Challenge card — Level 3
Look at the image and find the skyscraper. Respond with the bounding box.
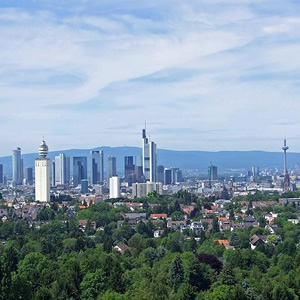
[20,159,24,185]
[66,156,70,184]
[51,161,55,187]
[99,150,104,182]
[208,164,218,181]
[164,168,172,185]
[81,179,89,194]
[134,155,143,183]
[35,140,50,202]
[12,147,22,185]
[251,166,260,182]
[55,153,70,185]
[90,150,101,184]
[157,165,164,183]
[282,138,290,191]
[73,157,87,186]
[142,127,157,182]
[25,167,33,185]
[175,169,183,183]
[0,164,3,184]
[107,156,117,179]
[124,156,135,184]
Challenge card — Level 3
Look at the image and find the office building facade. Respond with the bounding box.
[208,164,218,181]
[51,161,55,186]
[55,153,70,185]
[109,176,120,199]
[25,167,33,185]
[90,150,104,184]
[107,156,117,179]
[124,156,135,184]
[142,128,157,182]
[0,164,3,184]
[12,147,22,185]
[73,157,87,186]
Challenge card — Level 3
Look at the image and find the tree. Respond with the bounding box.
[230,232,241,249]
[187,258,211,292]
[197,253,223,273]
[230,285,247,300]
[219,264,236,286]
[80,269,105,300]
[203,285,231,300]
[136,221,152,238]
[170,256,184,292]
[211,216,220,234]
[272,284,297,300]
[18,252,49,290]
[171,211,184,221]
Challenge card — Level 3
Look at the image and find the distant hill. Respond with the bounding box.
[0,146,299,177]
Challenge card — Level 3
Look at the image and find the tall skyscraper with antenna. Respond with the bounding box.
[142,125,157,182]
[35,140,50,202]
[282,138,290,191]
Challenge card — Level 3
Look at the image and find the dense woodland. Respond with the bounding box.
[0,191,300,299]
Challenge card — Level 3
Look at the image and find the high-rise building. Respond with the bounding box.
[90,150,104,184]
[12,147,22,185]
[142,127,157,182]
[208,164,218,181]
[175,169,183,183]
[251,166,260,182]
[90,150,100,184]
[107,156,117,179]
[55,153,70,185]
[66,156,70,184]
[35,140,50,202]
[109,176,120,199]
[0,164,3,184]
[20,159,24,185]
[164,168,172,185]
[157,165,164,183]
[99,150,104,182]
[51,161,55,187]
[73,157,87,186]
[81,179,89,194]
[25,167,33,185]
[134,156,143,183]
[124,156,135,184]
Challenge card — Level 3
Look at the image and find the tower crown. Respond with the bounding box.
[38,140,48,158]
[282,139,289,151]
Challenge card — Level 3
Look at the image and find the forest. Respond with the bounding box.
[0,191,300,299]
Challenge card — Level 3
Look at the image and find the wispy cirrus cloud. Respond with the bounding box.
[0,0,300,154]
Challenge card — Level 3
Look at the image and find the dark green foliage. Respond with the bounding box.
[219,264,236,286]
[170,256,184,291]
[230,232,241,248]
[272,284,297,300]
[211,216,220,233]
[187,258,211,292]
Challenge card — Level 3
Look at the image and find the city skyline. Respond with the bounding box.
[0,1,300,154]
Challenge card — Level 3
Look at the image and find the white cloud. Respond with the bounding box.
[0,0,300,155]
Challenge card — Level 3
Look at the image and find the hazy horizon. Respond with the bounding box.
[0,144,297,158]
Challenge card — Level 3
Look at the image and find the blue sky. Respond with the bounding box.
[1,0,300,155]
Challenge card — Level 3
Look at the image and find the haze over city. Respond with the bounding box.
[1,0,300,156]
